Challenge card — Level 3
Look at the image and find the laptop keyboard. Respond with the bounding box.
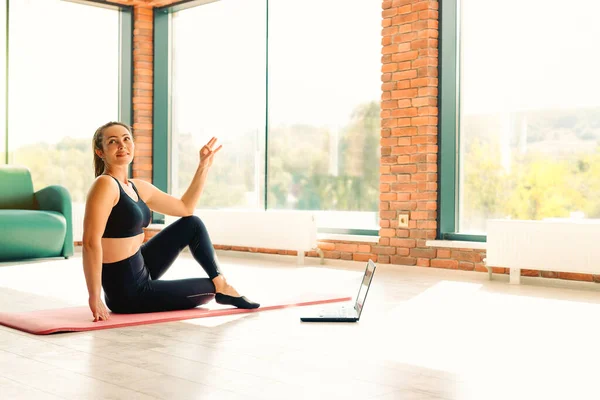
[320,306,354,318]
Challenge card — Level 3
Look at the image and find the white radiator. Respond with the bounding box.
[486,219,600,284]
[166,210,318,264]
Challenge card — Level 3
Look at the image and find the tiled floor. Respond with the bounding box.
[1,250,600,399]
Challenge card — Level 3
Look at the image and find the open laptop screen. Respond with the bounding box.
[354,260,376,317]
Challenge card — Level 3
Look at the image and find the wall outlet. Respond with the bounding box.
[398,213,409,228]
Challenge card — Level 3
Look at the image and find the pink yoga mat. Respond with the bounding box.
[0,294,351,335]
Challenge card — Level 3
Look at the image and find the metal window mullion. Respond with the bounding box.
[264,0,269,210]
[119,7,133,179]
[4,0,8,164]
[153,9,170,193]
[153,8,170,223]
[119,8,132,128]
[438,0,458,237]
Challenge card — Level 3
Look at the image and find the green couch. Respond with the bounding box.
[0,165,74,261]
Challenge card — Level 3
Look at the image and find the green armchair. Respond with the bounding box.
[0,165,74,261]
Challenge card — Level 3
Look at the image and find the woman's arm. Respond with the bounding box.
[82,176,117,321]
[132,137,221,217]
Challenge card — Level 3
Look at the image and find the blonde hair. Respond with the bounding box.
[92,121,133,177]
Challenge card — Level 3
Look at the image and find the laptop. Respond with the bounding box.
[300,259,376,322]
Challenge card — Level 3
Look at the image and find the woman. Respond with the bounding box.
[82,121,259,322]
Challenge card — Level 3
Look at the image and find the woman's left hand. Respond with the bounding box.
[199,137,222,169]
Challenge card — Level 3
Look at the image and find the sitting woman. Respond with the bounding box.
[82,122,259,322]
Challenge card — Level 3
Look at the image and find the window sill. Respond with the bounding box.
[318,233,379,243]
[426,240,487,250]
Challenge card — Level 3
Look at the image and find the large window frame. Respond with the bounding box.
[440,0,599,242]
[154,0,380,236]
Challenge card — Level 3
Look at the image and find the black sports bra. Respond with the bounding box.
[102,175,151,238]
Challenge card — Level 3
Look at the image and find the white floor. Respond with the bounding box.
[1,250,600,400]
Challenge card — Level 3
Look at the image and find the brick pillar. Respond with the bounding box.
[106,1,155,180]
[131,6,153,181]
[380,0,439,266]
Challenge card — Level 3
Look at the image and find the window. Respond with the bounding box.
[167,0,381,233]
[171,0,266,208]
[8,0,123,240]
[441,0,600,236]
[267,0,381,232]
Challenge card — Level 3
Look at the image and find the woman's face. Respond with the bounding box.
[96,125,135,167]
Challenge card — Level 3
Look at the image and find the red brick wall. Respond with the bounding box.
[131,5,154,181]
[105,1,155,181]
[120,0,596,283]
[380,0,439,269]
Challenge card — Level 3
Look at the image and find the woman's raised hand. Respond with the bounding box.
[199,137,222,169]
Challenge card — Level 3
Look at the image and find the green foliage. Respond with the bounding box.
[10,102,600,229]
[175,101,381,211]
[461,113,600,232]
[523,108,600,144]
[461,137,509,223]
[505,156,585,220]
[267,101,380,211]
[576,151,600,217]
[11,138,94,203]
[10,100,381,212]
[10,103,600,226]
[174,130,260,208]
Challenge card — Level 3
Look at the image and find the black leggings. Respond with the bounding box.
[101,216,222,313]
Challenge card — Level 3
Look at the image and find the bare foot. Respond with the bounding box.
[212,276,240,297]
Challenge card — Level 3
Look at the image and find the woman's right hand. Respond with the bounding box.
[89,297,110,322]
[198,137,222,169]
